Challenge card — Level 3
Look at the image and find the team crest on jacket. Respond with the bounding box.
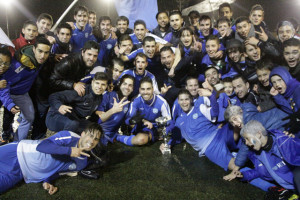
[192,113,198,119]
[123,107,128,113]
[152,108,158,114]
[68,163,77,170]
[107,44,113,49]
[85,33,89,38]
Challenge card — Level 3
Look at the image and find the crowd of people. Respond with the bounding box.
[0,2,299,199]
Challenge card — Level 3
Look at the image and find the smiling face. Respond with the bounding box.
[205,68,220,86]
[271,75,287,94]
[245,44,261,61]
[57,28,72,43]
[134,56,148,75]
[37,19,52,34]
[178,93,193,112]
[170,14,183,31]
[120,77,134,97]
[139,81,154,101]
[117,20,129,34]
[134,24,147,41]
[157,12,169,28]
[79,130,101,151]
[22,24,38,40]
[232,77,249,99]
[74,10,88,30]
[33,44,50,64]
[229,114,243,129]
[100,20,112,38]
[236,21,251,39]
[200,19,211,36]
[224,82,234,96]
[185,78,199,97]
[88,13,97,28]
[257,68,271,87]
[143,41,156,58]
[284,45,300,68]
[119,40,133,55]
[0,54,11,75]
[228,48,242,63]
[180,30,193,47]
[112,64,124,81]
[160,50,175,69]
[206,40,220,59]
[82,48,98,67]
[249,10,264,26]
[91,79,108,95]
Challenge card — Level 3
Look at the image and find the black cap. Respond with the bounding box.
[226,39,243,50]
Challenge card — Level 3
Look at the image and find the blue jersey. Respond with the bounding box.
[70,23,96,53]
[174,95,219,154]
[98,91,130,142]
[129,33,142,48]
[126,94,171,126]
[119,69,160,97]
[17,131,88,183]
[0,58,43,111]
[217,92,241,122]
[97,35,117,67]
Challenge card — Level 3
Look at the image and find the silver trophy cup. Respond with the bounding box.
[155,116,171,154]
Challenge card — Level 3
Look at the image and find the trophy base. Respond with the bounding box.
[162,146,171,155]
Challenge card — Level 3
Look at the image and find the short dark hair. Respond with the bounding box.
[119,74,135,86]
[112,57,124,68]
[23,20,38,29]
[235,16,250,26]
[188,10,200,19]
[34,36,51,47]
[142,36,155,46]
[0,46,12,61]
[206,35,220,45]
[116,16,129,25]
[185,76,198,85]
[37,13,53,25]
[83,122,103,138]
[134,20,146,29]
[222,77,233,83]
[118,34,133,47]
[200,15,211,23]
[56,23,72,34]
[88,11,96,16]
[82,40,99,52]
[216,17,231,27]
[283,38,300,49]
[178,89,193,100]
[219,3,232,13]
[74,5,88,16]
[140,76,152,87]
[93,72,109,82]
[256,58,274,71]
[204,66,219,76]
[160,46,173,54]
[169,10,182,18]
[99,16,111,25]
[232,75,248,84]
[156,11,169,20]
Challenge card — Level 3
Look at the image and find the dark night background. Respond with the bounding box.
[0,0,300,40]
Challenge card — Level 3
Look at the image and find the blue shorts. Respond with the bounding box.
[204,128,233,171]
[0,142,23,194]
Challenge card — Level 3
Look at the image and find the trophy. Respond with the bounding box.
[155,116,171,154]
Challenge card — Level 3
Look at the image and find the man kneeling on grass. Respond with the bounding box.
[0,122,102,195]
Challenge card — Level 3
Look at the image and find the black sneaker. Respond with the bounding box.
[265,186,293,200]
[79,169,100,180]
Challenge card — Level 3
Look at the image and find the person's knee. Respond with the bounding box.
[66,120,80,132]
[132,133,150,145]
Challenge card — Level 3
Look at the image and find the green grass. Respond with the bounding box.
[1,142,264,200]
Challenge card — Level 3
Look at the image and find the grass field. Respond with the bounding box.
[1,142,264,200]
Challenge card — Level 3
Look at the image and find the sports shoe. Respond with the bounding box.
[265,186,294,200]
[79,169,100,180]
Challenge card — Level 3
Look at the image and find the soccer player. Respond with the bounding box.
[0,123,102,195]
[126,77,171,143]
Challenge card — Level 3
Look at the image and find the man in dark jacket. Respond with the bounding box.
[46,72,108,133]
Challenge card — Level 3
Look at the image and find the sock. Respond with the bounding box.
[116,135,135,146]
